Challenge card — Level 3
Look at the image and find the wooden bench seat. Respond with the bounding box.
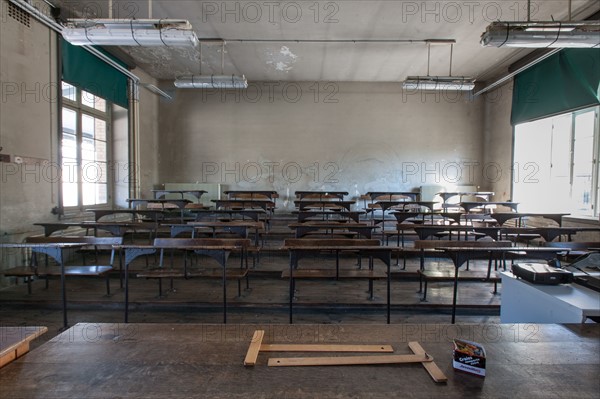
[418,269,501,301]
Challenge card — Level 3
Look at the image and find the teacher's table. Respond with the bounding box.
[1,323,597,398]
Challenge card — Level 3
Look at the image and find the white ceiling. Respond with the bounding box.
[53,0,600,85]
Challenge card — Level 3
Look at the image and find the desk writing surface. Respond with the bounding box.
[0,323,598,399]
[0,326,47,368]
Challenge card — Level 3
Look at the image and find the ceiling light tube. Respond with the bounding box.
[402,76,475,91]
[174,75,248,89]
[480,21,600,48]
[62,19,199,47]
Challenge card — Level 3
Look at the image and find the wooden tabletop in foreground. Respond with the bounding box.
[0,326,47,369]
[0,323,597,398]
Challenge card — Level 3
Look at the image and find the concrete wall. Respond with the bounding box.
[134,68,160,199]
[0,2,59,239]
[482,82,514,202]
[158,82,486,210]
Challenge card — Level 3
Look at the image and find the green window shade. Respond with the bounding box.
[61,38,129,108]
[511,48,600,125]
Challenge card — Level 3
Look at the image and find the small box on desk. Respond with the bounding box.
[453,339,486,377]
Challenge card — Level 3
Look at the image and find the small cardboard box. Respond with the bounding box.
[453,339,486,377]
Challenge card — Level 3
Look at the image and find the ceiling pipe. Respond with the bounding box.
[7,0,174,100]
[473,48,562,96]
[8,0,139,83]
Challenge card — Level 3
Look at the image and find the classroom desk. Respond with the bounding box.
[282,242,392,323]
[488,213,570,227]
[288,223,377,239]
[168,221,264,247]
[0,243,86,330]
[501,271,600,323]
[212,199,275,213]
[400,225,503,241]
[391,211,463,225]
[295,191,348,200]
[374,201,438,232]
[437,191,495,203]
[119,241,247,323]
[1,323,598,398]
[364,191,420,201]
[392,225,595,244]
[0,326,47,368]
[188,208,267,222]
[34,221,155,237]
[294,210,365,223]
[436,247,564,324]
[127,198,192,209]
[458,201,519,213]
[224,190,278,200]
[152,189,206,201]
[86,208,169,222]
[294,200,356,211]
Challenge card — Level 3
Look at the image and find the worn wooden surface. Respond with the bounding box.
[0,326,47,368]
[0,323,598,398]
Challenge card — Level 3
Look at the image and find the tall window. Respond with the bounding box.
[513,106,600,218]
[61,82,110,209]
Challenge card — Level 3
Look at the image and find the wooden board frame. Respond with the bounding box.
[244,330,448,383]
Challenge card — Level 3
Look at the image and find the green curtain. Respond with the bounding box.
[61,38,129,108]
[511,48,600,125]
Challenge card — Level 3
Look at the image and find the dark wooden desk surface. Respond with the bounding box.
[1,323,598,398]
[0,326,47,369]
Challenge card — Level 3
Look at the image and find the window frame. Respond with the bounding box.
[60,82,113,212]
[512,105,600,220]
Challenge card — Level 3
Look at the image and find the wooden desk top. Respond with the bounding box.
[363,192,420,200]
[459,202,519,212]
[375,201,438,211]
[224,190,278,198]
[152,190,206,200]
[437,192,495,201]
[186,221,264,228]
[1,323,597,398]
[489,213,571,226]
[295,191,349,200]
[288,222,372,228]
[0,326,47,369]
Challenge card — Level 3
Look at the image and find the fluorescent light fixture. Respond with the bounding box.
[62,19,199,47]
[174,75,248,89]
[402,76,475,91]
[481,21,600,48]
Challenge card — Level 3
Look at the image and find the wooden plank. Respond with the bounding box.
[268,354,431,367]
[0,326,48,369]
[261,344,394,353]
[408,341,448,383]
[244,330,265,366]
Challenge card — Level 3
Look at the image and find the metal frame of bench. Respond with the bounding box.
[119,238,250,323]
[282,239,391,324]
